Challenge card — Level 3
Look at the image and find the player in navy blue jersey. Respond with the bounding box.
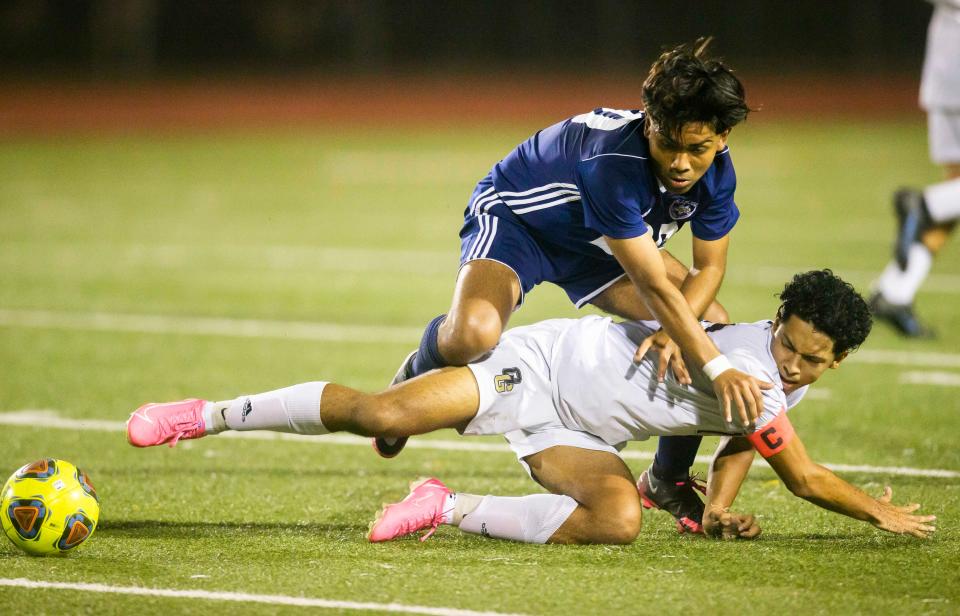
[377,38,768,532]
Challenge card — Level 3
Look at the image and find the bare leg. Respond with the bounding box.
[438,259,522,365]
[522,446,642,544]
[919,164,960,254]
[320,367,480,437]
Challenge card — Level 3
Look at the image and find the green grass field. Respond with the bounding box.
[1,118,959,614]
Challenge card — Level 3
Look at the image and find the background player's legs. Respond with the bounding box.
[872,163,960,337]
[408,259,521,377]
[920,162,960,249]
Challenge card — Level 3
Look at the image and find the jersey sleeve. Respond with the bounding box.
[690,150,740,241]
[575,156,651,239]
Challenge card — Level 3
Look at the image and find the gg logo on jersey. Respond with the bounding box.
[494,368,522,393]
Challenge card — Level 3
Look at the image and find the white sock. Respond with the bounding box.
[455,494,578,544]
[924,177,960,223]
[875,244,933,305]
[206,382,329,435]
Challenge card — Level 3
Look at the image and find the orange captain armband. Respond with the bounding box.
[747,411,795,458]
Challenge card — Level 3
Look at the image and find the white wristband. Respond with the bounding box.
[703,355,733,381]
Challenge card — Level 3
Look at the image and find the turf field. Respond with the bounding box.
[1,118,959,614]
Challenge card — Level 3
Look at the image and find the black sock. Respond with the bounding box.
[651,435,703,482]
[409,314,447,377]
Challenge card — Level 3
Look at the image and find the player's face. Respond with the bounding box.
[770,315,846,394]
[644,121,728,194]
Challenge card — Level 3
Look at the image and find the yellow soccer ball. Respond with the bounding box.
[1,458,100,556]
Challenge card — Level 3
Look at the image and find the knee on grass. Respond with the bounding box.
[591,503,642,545]
[568,495,642,545]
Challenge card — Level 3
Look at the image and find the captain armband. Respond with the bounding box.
[746,412,795,458]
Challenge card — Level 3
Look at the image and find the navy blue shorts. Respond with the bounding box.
[458,178,626,308]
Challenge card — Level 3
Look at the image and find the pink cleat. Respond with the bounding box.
[367,477,452,543]
[126,399,209,448]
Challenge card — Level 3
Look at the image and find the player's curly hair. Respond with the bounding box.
[642,37,751,140]
[777,270,873,356]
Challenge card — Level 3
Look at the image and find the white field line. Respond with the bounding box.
[0,309,423,345]
[3,308,960,370]
[0,578,525,616]
[1,410,956,479]
[852,349,960,369]
[726,265,960,295]
[3,242,960,293]
[899,371,960,387]
[322,151,490,185]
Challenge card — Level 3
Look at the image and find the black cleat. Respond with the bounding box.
[372,350,417,458]
[637,467,706,534]
[893,188,931,271]
[868,292,934,339]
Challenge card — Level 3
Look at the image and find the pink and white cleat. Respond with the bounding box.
[126,399,209,448]
[367,477,452,543]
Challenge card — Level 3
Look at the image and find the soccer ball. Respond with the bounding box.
[1,458,100,556]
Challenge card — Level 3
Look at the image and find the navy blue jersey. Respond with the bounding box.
[470,108,739,259]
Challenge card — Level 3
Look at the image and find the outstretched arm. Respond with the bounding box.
[703,436,760,539]
[763,430,936,538]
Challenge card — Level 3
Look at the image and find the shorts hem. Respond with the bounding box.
[506,428,621,479]
[574,272,627,309]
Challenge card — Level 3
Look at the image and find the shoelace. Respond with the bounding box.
[418,513,446,542]
[164,412,203,448]
[388,506,449,542]
[676,473,707,496]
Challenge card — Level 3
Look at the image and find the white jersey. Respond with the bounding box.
[465,315,807,451]
[550,316,805,447]
[921,1,960,110]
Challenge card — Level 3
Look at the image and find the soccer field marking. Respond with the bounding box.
[899,370,960,387]
[0,578,526,616]
[3,308,960,368]
[1,410,956,479]
[852,349,960,369]
[0,308,423,345]
[4,241,960,293]
[724,265,960,295]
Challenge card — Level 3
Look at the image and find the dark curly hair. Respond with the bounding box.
[642,37,751,140]
[777,270,873,356]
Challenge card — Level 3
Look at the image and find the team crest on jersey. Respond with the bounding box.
[494,368,522,393]
[668,198,698,220]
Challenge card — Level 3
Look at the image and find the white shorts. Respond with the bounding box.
[928,110,960,165]
[463,319,621,477]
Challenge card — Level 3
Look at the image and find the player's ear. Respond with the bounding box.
[717,129,730,148]
[830,351,848,369]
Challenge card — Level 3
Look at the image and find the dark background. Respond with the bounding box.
[0,0,934,79]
